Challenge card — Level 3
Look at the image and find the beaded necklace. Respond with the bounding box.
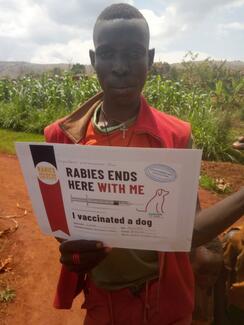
[92,104,137,146]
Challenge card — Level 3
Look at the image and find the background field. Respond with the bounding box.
[1,55,243,162]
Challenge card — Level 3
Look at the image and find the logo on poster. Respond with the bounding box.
[145,164,177,183]
[36,162,58,185]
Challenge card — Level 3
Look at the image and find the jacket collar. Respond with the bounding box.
[59,92,164,146]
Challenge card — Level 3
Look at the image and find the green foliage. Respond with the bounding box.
[71,63,86,75]
[0,60,243,162]
[0,129,44,155]
[199,174,232,194]
[0,73,100,133]
[151,51,244,113]
[144,76,233,161]
[240,107,244,121]
[0,287,16,303]
[177,52,244,112]
[199,175,217,191]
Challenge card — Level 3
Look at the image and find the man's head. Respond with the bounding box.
[89,3,154,109]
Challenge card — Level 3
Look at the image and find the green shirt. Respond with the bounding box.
[91,248,159,291]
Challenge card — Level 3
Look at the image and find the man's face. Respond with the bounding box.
[90,19,154,105]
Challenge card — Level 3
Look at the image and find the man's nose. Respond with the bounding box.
[112,55,129,76]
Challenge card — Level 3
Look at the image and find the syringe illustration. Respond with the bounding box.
[71,195,131,206]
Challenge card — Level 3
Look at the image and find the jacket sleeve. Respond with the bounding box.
[53,265,85,309]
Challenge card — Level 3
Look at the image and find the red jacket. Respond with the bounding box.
[45,92,194,317]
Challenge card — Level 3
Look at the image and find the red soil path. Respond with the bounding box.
[0,154,243,325]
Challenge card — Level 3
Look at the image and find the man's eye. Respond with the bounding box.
[99,51,114,59]
[128,51,143,59]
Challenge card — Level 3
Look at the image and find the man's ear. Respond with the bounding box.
[89,49,95,68]
[148,48,155,70]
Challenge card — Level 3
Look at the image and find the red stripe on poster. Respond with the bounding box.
[38,179,70,235]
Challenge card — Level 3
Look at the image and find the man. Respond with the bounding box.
[45,3,244,324]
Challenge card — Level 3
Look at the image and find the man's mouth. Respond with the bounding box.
[110,86,136,95]
[111,85,135,89]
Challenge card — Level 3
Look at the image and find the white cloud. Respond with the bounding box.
[220,22,244,30]
[150,0,244,26]
[161,0,244,16]
[226,0,244,8]
[141,6,187,38]
[0,0,80,43]
[0,0,31,38]
[140,6,188,51]
[33,0,134,28]
[30,39,94,64]
[0,0,243,63]
[141,0,244,63]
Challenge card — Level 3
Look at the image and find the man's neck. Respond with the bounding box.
[101,95,140,125]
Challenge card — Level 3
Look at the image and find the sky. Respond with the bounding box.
[0,0,244,64]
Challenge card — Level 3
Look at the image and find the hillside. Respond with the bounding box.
[0,60,244,79]
[0,62,72,79]
[172,60,244,72]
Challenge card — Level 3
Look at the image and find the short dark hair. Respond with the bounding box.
[93,3,150,45]
[97,3,146,21]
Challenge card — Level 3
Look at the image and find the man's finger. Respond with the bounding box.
[60,249,107,267]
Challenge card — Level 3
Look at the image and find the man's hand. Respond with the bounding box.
[59,240,110,273]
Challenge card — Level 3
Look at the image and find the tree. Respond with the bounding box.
[71,63,86,75]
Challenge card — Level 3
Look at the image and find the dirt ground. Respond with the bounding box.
[0,154,243,325]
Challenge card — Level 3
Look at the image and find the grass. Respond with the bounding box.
[199,174,217,191]
[229,120,244,141]
[199,174,232,194]
[0,129,44,155]
[0,287,16,303]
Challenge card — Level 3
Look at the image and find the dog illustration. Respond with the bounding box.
[137,188,169,214]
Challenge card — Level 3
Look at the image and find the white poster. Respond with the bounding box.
[15,143,202,251]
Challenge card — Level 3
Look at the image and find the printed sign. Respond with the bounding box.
[15,143,202,251]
